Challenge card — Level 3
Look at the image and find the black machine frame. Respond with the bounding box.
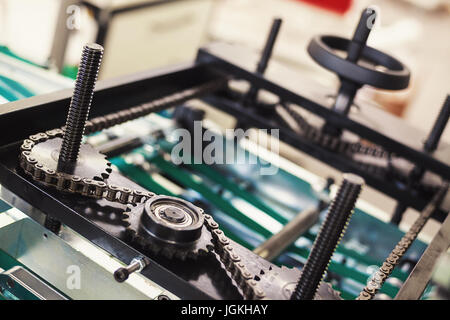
[0,44,449,299]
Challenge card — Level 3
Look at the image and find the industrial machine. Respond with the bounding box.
[0,7,449,300]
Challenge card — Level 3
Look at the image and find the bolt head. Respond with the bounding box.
[114,268,129,283]
[160,207,186,223]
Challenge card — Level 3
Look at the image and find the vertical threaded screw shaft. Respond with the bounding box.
[58,43,104,172]
[291,173,364,300]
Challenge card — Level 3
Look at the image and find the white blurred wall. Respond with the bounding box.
[208,0,450,144]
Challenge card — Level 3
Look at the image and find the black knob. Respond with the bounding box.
[113,268,130,283]
[113,257,150,283]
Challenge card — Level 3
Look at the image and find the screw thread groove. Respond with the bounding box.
[58,43,103,168]
[291,174,364,300]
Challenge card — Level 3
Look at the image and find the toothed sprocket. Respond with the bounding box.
[27,136,111,183]
[123,195,213,260]
[259,265,343,300]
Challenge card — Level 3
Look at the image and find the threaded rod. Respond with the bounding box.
[58,43,104,172]
[245,18,282,104]
[291,173,364,300]
[332,7,376,115]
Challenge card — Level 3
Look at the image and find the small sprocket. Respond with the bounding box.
[123,195,213,260]
[29,137,111,182]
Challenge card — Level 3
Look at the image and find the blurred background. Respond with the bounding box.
[0,0,449,141]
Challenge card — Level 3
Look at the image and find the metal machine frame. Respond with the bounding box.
[0,43,449,299]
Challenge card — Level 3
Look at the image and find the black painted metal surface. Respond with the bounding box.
[0,141,242,300]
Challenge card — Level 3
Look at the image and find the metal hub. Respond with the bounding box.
[160,207,187,223]
[124,196,212,260]
[141,196,204,244]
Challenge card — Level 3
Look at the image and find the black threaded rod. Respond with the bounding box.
[424,95,450,153]
[245,18,282,105]
[291,173,364,300]
[58,43,104,173]
[332,7,377,115]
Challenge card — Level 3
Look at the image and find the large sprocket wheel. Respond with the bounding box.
[123,195,213,260]
[29,137,111,181]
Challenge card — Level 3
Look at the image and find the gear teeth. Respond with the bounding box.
[126,203,136,211]
[315,282,342,300]
[123,204,212,261]
[259,265,342,300]
[125,227,137,242]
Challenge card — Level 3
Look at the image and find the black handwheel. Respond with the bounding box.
[307,7,411,117]
[307,35,410,90]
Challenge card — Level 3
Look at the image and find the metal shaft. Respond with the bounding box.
[424,95,450,153]
[254,207,321,261]
[390,202,407,225]
[391,95,450,224]
[291,173,364,300]
[58,43,104,172]
[245,18,282,104]
[114,257,150,283]
[332,7,377,115]
[256,18,282,74]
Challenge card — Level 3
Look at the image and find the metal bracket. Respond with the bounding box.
[0,266,66,300]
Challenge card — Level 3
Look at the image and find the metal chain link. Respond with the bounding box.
[357,183,448,300]
[280,102,388,160]
[20,130,155,205]
[279,103,443,194]
[204,214,266,300]
[83,79,227,135]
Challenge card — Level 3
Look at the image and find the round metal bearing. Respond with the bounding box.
[141,196,204,244]
[124,196,213,259]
